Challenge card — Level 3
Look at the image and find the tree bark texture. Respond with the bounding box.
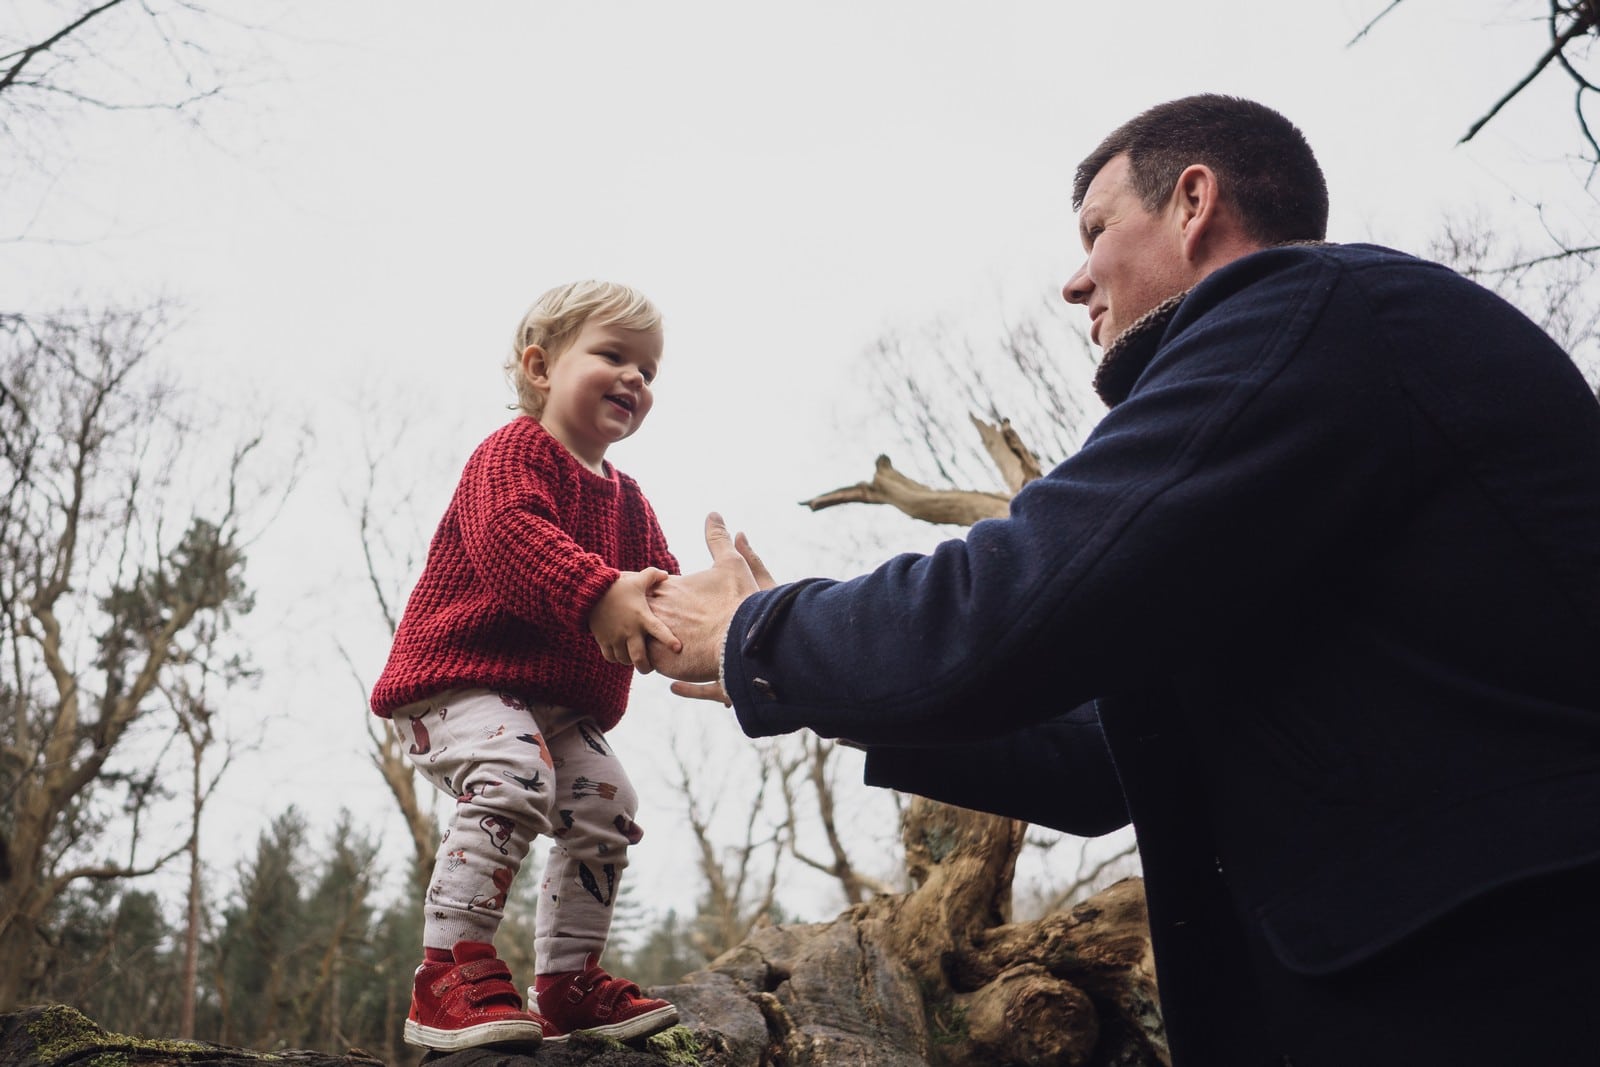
[660,876,1164,1066]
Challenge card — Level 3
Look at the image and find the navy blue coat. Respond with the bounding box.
[720,244,1600,1063]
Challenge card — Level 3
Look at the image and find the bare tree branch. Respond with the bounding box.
[775,737,895,905]
[1459,6,1592,144]
[1346,0,1405,46]
[969,415,1043,495]
[0,0,131,96]
[802,454,1011,525]
[339,639,435,893]
[47,836,192,896]
[7,78,224,112]
[1352,2,1600,171]
[1040,839,1142,915]
[672,736,784,960]
[1481,242,1600,274]
[337,432,441,892]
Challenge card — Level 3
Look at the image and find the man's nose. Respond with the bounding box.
[1062,261,1093,305]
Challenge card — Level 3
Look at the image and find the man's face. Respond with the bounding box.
[1062,154,1191,349]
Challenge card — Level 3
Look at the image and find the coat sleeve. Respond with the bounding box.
[862,701,1130,836]
[722,248,1408,745]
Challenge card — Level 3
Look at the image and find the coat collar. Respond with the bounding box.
[1093,244,1334,407]
[1091,290,1191,408]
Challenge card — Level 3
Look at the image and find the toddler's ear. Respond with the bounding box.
[521,344,552,388]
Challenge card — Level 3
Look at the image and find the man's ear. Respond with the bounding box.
[1172,163,1221,261]
[521,344,552,390]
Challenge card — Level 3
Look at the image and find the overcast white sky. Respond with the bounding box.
[9,1,1599,933]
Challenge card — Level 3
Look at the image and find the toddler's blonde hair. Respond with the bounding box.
[506,280,662,417]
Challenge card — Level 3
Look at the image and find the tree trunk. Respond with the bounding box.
[871,798,1024,986]
[181,752,202,1038]
[0,883,46,1011]
[658,876,1166,1066]
[368,716,438,893]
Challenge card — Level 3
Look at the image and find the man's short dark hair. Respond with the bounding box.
[1073,94,1329,245]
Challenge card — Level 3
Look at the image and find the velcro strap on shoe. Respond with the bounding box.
[564,967,600,1003]
[601,977,643,1003]
[456,957,514,983]
[433,956,512,995]
[461,976,524,1008]
[591,974,646,1019]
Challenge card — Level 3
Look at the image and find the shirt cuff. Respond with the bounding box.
[717,629,729,701]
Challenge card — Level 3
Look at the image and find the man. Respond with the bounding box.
[650,96,1600,1064]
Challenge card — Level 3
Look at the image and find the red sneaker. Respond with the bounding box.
[404,941,546,1051]
[532,957,678,1043]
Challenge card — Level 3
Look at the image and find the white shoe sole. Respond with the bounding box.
[403,1016,544,1051]
[533,1000,679,1044]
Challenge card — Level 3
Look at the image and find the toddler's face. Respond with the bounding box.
[527,321,662,469]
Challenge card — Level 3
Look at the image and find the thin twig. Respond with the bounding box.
[1481,243,1600,275]
[1346,0,1405,47]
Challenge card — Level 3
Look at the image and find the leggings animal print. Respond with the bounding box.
[393,688,643,973]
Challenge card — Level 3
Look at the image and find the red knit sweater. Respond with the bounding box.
[370,417,678,730]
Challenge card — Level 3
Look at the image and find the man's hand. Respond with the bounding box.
[588,568,678,672]
[648,513,776,703]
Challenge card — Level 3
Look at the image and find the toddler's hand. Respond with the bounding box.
[588,568,681,673]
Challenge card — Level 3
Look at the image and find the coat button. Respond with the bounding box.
[752,678,776,700]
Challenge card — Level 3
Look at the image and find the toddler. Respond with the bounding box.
[370,280,680,1051]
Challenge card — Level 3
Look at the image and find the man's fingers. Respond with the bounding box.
[670,679,732,707]
[627,633,653,674]
[702,511,738,562]
[734,531,777,590]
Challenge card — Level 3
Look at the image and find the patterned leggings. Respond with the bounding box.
[392,689,643,974]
